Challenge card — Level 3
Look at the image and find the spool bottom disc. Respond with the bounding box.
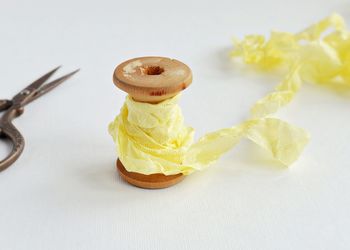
[116,159,185,189]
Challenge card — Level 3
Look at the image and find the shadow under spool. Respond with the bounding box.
[113,56,193,189]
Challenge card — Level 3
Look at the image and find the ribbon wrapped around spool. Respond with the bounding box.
[109,57,309,189]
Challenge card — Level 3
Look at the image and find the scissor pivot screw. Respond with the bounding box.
[20,90,30,96]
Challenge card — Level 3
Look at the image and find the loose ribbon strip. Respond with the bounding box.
[109,13,349,176]
[232,13,350,118]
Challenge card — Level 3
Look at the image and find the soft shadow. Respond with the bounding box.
[78,158,131,191]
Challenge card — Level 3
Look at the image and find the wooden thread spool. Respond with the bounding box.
[113,56,193,189]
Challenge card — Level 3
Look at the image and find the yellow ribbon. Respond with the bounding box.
[109,13,349,176]
[232,13,350,118]
[109,95,309,175]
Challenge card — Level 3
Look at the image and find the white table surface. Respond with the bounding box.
[1,0,349,249]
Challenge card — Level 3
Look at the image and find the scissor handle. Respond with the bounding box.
[0,120,25,172]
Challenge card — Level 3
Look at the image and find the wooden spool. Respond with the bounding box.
[113,56,192,189]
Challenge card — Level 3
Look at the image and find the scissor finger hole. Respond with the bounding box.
[0,135,13,161]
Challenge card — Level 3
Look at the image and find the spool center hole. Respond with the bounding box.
[144,66,164,75]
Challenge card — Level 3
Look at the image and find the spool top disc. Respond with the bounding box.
[113,56,192,103]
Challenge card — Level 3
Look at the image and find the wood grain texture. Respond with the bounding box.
[116,159,185,189]
[113,56,192,103]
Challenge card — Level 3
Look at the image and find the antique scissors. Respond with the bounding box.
[0,67,79,172]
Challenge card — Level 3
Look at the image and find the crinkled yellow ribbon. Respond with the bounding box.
[232,13,350,117]
[109,13,349,176]
[108,95,308,175]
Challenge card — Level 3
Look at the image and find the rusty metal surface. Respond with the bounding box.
[0,67,79,172]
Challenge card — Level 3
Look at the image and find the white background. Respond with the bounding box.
[0,0,349,249]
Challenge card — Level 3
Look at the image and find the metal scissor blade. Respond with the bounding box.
[25,69,80,105]
[11,66,61,105]
[22,66,61,93]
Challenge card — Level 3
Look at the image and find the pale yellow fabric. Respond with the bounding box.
[232,13,350,118]
[107,13,350,176]
[109,95,309,175]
